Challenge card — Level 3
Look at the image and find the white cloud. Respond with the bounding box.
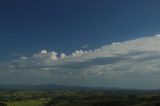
[50,51,58,60]
[111,42,121,45]
[41,50,47,54]
[60,53,66,59]
[72,50,88,57]
[155,34,160,37]
[33,50,58,61]
[2,35,160,88]
[20,56,27,60]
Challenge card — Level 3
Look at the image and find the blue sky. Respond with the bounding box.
[1,0,160,88]
[1,0,160,59]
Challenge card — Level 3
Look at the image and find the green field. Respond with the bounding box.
[7,99,48,106]
[1,90,160,106]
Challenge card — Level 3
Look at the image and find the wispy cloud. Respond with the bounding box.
[82,44,89,49]
[1,35,160,88]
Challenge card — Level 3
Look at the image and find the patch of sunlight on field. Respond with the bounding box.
[7,99,49,106]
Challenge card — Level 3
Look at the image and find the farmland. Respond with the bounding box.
[0,89,160,106]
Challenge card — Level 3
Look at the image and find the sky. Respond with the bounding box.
[1,0,160,88]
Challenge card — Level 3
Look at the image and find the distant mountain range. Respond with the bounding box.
[0,84,121,90]
[0,84,76,90]
[1,84,159,91]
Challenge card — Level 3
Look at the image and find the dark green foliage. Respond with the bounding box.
[0,101,7,106]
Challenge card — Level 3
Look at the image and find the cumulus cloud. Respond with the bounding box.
[50,51,58,60]
[111,42,121,45]
[155,34,160,37]
[60,53,66,59]
[72,50,88,57]
[2,35,160,88]
[33,50,58,61]
[41,50,47,54]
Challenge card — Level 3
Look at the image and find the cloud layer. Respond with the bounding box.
[1,35,160,89]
